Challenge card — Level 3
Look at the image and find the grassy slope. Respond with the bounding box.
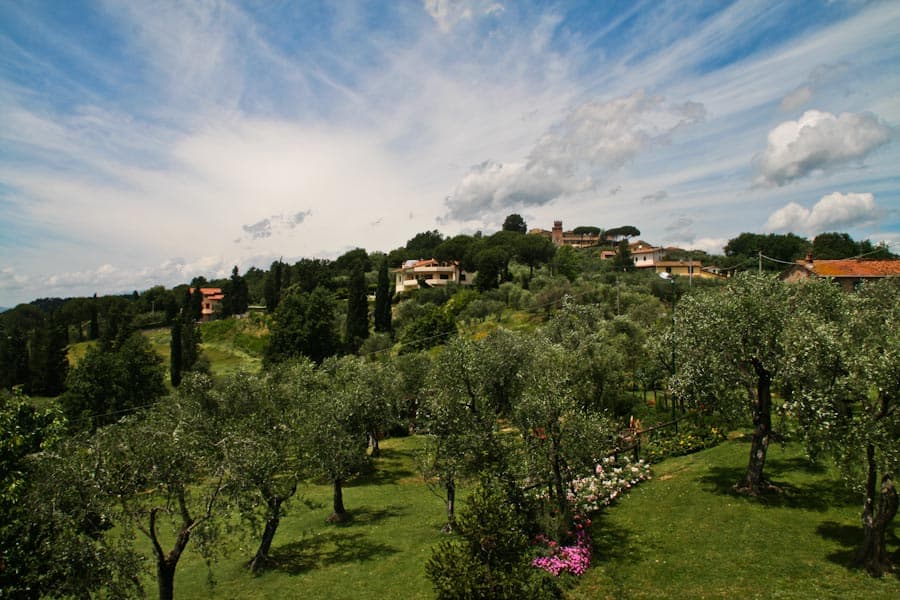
[571,436,900,600]
[153,434,898,600]
[152,436,446,600]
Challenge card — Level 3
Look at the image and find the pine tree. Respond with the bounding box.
[374,259,392,334]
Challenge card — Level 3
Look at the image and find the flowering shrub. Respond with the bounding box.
[567,456,653,515]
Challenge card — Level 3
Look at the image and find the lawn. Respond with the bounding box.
[147,434,899,599]
[572,435,900,600]
[148,436,447,599]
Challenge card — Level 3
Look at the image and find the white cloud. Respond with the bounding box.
[443,91,705,221]
[755,110,892,187]
[763,192,881,234]
[0,267,30,296]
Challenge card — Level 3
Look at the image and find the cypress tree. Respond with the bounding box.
[170,318,182,387]
[181,312,200,372]
[88,296,99,340]
[190,286,204,322]
[374,259,392,333]
[344,264,369,353]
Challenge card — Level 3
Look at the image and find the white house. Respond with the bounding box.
[394,259,472,293]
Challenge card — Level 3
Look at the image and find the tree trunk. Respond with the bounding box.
[442,479,456,533]
[856,448,897,576]
[551,437,567,518]
[327,478,348,522]
[737,366,772,495]
[249,499,283,573]
[369,431,380,457]
[148,504,193,600]
[157,559,176,600]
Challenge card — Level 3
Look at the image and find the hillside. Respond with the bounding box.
[156,435,899,599]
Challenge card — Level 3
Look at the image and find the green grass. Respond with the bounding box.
[141,321,264,380]
[571,436,900,600]
[140,434,898,600]
[148,436,447,599]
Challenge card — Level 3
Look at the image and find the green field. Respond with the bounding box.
[152,434,898,599]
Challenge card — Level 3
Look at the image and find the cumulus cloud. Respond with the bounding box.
[755,110,892,186]
[443,91,705,221]
[763,192,882,234]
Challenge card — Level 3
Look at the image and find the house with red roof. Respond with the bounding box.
[189,287,225,321]
[779,255,900,291]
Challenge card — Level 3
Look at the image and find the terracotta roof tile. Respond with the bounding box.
[811,259,900,278]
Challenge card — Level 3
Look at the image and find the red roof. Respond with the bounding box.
[189,287,224,297]
[809,259,900,278]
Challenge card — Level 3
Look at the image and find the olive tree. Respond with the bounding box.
[304,356,382,522]
[90,375,230,600]
[671,274,794,495]
[217,361,323,572]
[784,278,899,576]
[419,337,505,531]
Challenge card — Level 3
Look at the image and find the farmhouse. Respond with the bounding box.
[189,287,224,321]
[779,255,900,291]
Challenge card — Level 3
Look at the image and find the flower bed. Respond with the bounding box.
[530,457,652,577]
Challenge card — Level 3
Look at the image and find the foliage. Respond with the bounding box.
[374,258,392,333]
[783,278,900,575]
[398,303,456,354]
[264,286,339,365]
[612,239,632,271]
[304,356,384,521]
[515,233,556,278]
[60,332,166,431]
[641,421,727,462]
[1,398,144,599]
[87,377,231,599]
[724,231,810,270]
[671,274,795,494]
[502,213,527,234]
[344,263,370,353]
[516,341,616,521]
[419,337,507,530]
[218,362,323,571]
[426,475,563,600]
[550,245,580,281]
[406,230,446,259]
[604,225,640,240]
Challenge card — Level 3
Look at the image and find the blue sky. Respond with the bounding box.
[1,0,898,306]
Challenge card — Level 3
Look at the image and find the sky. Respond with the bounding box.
[1,0,898,307]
